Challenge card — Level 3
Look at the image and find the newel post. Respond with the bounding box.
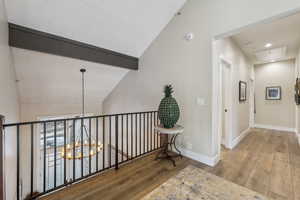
[0,115,5,200]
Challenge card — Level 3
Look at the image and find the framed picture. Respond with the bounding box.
[239,81,247,101]
[266,86,281,100]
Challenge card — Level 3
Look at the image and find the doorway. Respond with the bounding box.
[220,59,232,149]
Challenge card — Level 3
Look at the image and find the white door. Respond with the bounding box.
[221,61,231,147]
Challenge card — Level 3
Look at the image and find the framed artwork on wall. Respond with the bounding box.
[266,86,281,100]
[239,81,247,102]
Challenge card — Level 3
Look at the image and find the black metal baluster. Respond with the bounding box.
[115,115,119,169]
[96,118,99,172]
[63,120,66,184]
[88,118,92,175]
[150,112,152,151]
[143,113,145,154]
[153,112,157,149]
[153,112,155,150]
[157,113,162,148]
[72,120,76,181]
[147,113,149,152]
[126,114,128,160]
[131,114,133,160]
[135,114,137,157]
[109,116,111,168]
[154,112,156,149]
[43,123,46,192]
[17,125,20,200]
[103,117,105,170]
[139,114,141,155]
[121,115,123,162]
[155,112,159,148]
[54,121,57,188]
[81,119,84,177]
[30,124,34,196]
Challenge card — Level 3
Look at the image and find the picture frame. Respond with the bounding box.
[266,86,281,100]
[239,81,247,102]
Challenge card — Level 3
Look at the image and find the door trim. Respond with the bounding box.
[212,48,233,158]
[219,58,233,149]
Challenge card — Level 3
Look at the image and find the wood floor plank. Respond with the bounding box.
[268,131,294,200]
[245,131,273,195]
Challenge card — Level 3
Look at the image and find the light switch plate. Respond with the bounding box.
[196,97,205,106]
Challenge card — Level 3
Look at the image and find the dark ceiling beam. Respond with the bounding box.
[8,23,138,70]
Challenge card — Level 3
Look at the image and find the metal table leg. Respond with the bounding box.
[155,134,182,166]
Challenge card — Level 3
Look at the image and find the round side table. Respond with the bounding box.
[154,124,184,166]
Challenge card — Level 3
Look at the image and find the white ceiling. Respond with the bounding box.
[232,12,300,64]
[5,0,186,57]
[12,48,129,105]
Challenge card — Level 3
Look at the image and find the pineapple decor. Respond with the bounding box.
[158,85,180,128]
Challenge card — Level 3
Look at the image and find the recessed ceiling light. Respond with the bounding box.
[265,43,272,48]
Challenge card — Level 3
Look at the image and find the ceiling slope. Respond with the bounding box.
[12,48,129,105]
[5,0,186,57]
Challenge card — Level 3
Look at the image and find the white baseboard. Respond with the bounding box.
[228,128,251,149]
[179,148,220,167]
[254,124,296,133]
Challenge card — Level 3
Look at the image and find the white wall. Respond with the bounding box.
[214,37,252,144]
[255,59,296,130]
[0,0,20,199]
[104,0,300,162]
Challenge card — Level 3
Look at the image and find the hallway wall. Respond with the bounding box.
[214,37,252,145]
[0,0,20,199]
[255,59,296,130]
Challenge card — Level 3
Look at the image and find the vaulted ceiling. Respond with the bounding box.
[5,0,186,109]
[5,0,186,57]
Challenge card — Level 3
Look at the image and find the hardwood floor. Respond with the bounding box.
[41,128,300,200]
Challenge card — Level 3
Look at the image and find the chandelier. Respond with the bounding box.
[60,68,103,160]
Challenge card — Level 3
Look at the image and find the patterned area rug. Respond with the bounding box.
[142,165,271,200]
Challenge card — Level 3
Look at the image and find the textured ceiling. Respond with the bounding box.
[5,0,186,57]
[232,12,300,64]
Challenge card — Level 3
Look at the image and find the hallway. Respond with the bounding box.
[211,128,300,200]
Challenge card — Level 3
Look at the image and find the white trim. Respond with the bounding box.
[220,58,234,149]
[179,147,220,167]
[211,41,234,160]
[254,124,296,132]
[228,128,251,149]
